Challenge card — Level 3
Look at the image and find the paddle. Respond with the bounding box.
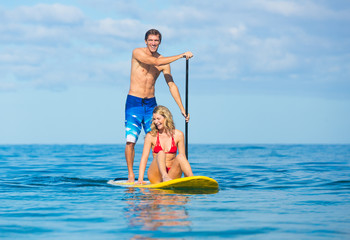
[185,59,189,159]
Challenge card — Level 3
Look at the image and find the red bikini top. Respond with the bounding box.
[153,132,177,154]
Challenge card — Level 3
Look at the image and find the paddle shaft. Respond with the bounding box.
[185,59,189,159]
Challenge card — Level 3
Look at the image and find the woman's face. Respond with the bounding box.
[153,113,165,130]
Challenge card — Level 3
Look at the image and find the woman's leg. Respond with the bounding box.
[147,160,162,184]
[167,160,182,179]
[147,151,171,183]
[168,153,193,179]
[155,150,172,182]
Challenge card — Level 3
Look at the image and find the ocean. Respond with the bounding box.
[1,144,349,239]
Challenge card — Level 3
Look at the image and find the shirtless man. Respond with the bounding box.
[125,29,193,182]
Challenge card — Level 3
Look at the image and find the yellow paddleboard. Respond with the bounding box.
[108,176,219,190]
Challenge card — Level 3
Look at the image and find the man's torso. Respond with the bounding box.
[129,48,164,98]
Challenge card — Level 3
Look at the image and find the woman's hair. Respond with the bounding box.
[150,105,175,136]
[145,29,162,43]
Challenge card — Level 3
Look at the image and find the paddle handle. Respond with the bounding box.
[185,59,189,159]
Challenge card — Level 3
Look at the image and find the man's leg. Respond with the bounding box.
[125,142,135,182]
[143,97,157,133]
[124,95,142,183]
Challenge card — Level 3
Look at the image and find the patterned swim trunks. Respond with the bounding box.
[125,95,157,143]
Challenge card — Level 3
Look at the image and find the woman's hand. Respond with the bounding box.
[137,180,147,185]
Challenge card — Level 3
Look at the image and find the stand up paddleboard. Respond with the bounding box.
[108,176,219,192]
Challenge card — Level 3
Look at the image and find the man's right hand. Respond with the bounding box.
[183,51,193,60]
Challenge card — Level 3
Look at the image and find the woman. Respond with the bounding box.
[137,105,193,184]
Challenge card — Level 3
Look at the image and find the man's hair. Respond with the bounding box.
[145,29,162,43]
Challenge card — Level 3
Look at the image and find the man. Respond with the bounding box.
[125,29,193,182]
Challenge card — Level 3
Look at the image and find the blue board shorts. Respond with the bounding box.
[125,95,157,143]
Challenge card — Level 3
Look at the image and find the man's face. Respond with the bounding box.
[145,34,160,53]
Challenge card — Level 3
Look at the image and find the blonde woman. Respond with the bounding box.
[137,106,193,184]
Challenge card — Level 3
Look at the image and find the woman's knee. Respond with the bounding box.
[156,150,166,160]
[148,162,162,183]
[176,153,187,162]
[172,159,181,168]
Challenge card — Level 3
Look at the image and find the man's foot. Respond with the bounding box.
[127,173,135,183]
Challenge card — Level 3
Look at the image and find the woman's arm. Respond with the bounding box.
[137,133,153,184]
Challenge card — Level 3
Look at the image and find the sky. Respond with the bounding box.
[1,0,349,144]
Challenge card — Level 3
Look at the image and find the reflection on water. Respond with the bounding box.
[123,187,192,235]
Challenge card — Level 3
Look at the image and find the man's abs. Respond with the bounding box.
[129,57,161,98]
[128,78,156,98]
[129,71,159,98]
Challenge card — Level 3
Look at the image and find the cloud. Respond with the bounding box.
[5,4,84,24]
[157,1,350,97]
[0,1,349,99]
[251,0,350,19]
[0,4,84,45]
[86,18,144,39]
[247,36,298,72]
[0,3,147,91]
[229,24,247,38]
[254,0,306,17]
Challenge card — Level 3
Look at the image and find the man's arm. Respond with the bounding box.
[133,48,192,66]
[163,65,190,122]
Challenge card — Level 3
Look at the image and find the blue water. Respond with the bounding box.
[1,144,350,239]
